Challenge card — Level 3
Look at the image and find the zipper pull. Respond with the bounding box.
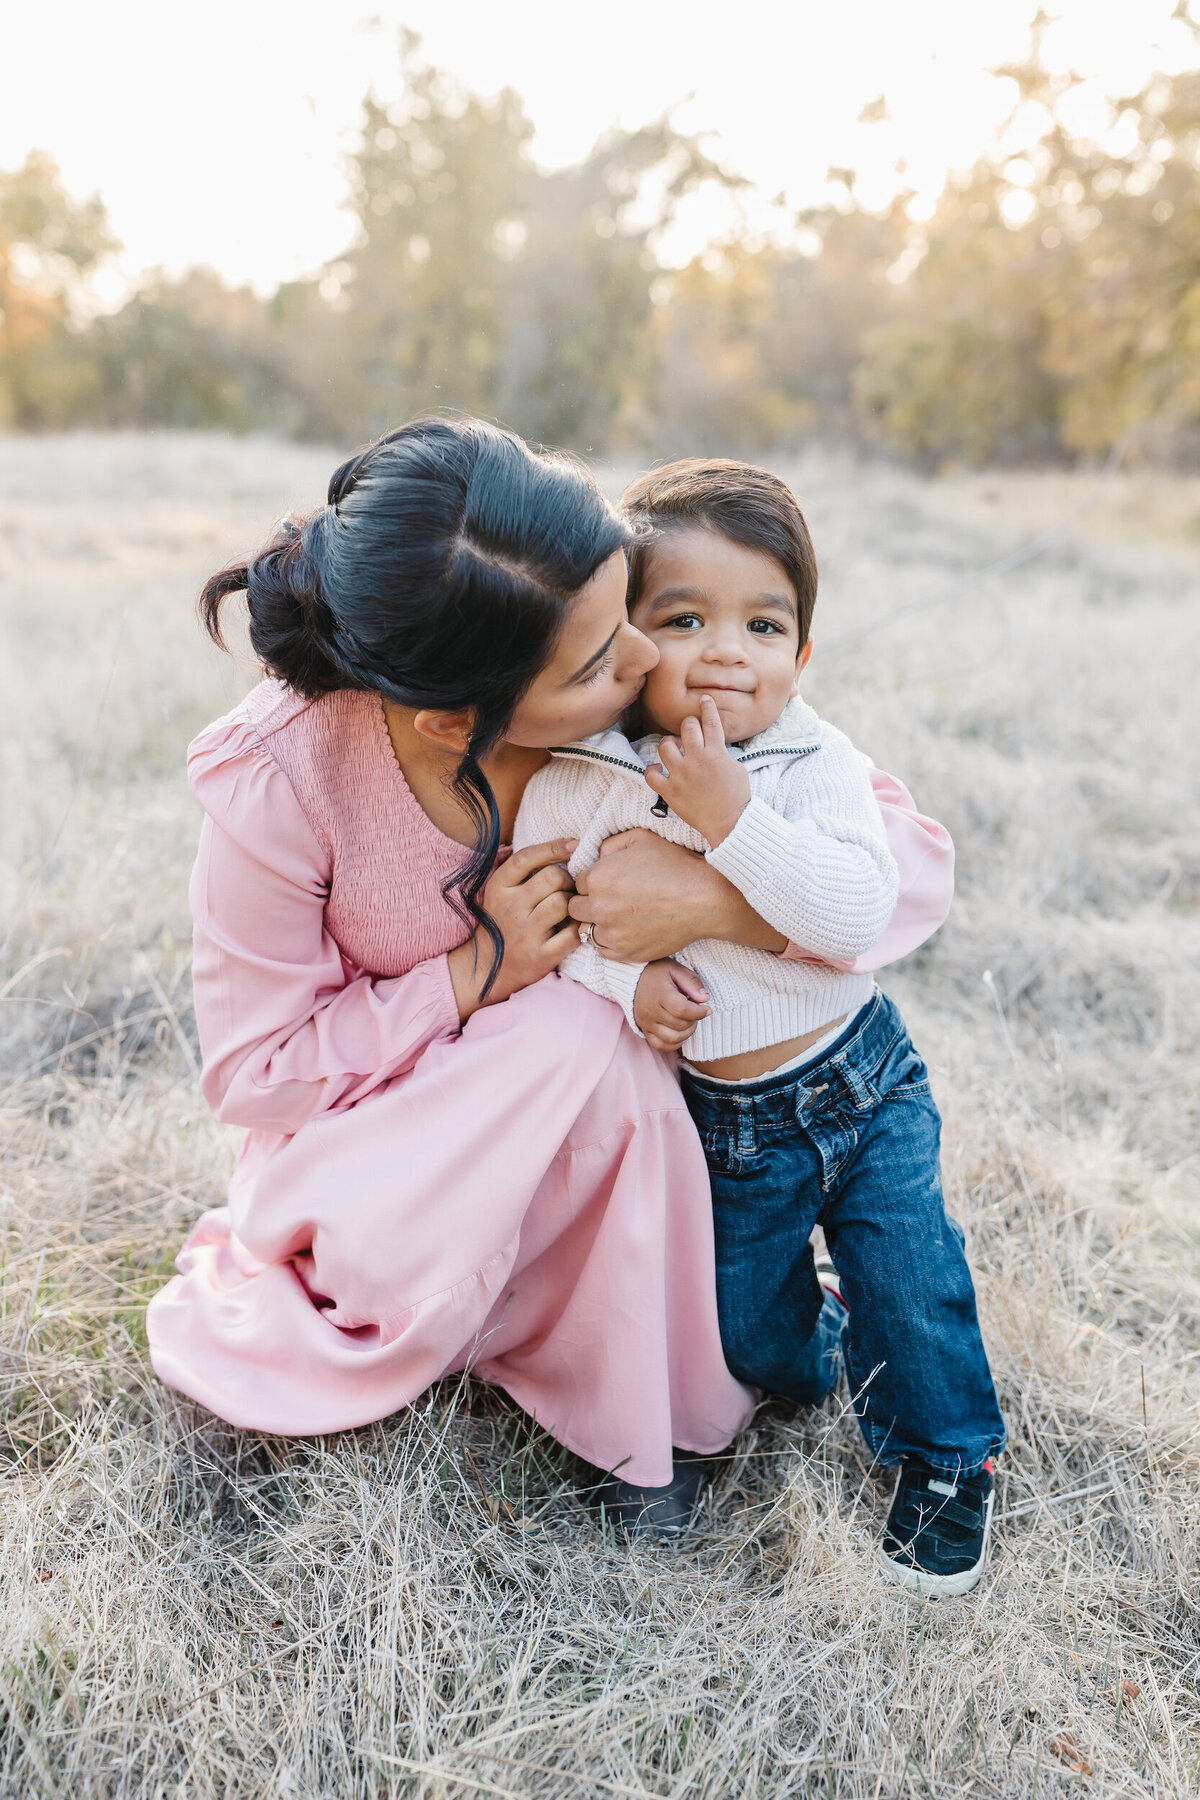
[650,795,669,818]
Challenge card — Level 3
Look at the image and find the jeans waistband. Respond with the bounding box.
[679,990,908,1125]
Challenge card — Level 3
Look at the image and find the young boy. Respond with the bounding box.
[514,459,1005,1593]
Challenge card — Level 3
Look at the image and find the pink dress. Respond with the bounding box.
[147,681,953,1485]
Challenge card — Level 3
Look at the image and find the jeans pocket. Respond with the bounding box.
[874,1034,931,1103]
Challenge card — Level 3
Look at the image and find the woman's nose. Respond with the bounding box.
[619,621,659,675]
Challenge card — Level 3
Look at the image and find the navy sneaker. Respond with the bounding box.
[879,1457,995,1596]
[588,1455,708,1538]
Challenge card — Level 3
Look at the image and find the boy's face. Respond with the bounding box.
[629,525,810,743]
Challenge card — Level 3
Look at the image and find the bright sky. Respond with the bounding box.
[2,0,1194,297]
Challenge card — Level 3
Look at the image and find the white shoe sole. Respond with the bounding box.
[878,1490,994,1597]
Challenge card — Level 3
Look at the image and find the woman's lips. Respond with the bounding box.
[605,690,641,726]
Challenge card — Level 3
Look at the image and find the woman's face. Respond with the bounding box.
[505,549,658,748]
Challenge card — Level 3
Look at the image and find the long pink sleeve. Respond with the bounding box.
[780,765,954,973]
[188,721,461,1134]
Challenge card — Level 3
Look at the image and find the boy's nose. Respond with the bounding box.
[702,633,747,663]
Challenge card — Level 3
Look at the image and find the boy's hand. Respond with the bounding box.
[644,694,751,845]
[633,959,711,1053]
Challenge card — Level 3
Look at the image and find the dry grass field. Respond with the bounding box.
[0,432,1196,1798]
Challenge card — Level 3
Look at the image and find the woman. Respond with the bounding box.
[147,418,952,1531]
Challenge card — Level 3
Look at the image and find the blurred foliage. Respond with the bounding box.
[854,27,1200,465]
[5,22,1200,465]
[0,150,115,428]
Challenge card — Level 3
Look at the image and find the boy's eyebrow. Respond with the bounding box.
[639,585,708,607]
[748,592,798,617]
[567,624,619,683]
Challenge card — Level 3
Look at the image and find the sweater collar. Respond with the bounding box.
[549,695,822,773]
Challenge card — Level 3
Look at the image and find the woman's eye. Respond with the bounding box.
[579,653,612,687]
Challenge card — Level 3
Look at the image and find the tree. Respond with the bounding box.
[0,151,115,427]
[8,26,1200,467]
[89,269,295,430]
[854,23,1200,464]
[328,32,536,437]
[327,34,740,448]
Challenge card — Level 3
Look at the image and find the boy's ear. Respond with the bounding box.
[791,640,814,693]
[413,707,475,755]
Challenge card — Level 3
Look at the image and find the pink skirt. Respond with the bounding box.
[148,974,753,1486]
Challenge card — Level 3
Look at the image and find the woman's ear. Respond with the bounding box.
[412,708,475,755]
[791,639,814,694]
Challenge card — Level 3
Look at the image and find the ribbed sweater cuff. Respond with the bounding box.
[601,958,648,1033]
[706,795,795,897]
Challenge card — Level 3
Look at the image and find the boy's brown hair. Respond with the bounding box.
[622,458,819,646]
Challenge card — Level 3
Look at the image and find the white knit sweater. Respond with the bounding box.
[513,697,900,1061]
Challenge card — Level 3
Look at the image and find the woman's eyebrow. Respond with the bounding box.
[568,624,619,683]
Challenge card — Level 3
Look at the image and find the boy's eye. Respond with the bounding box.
[748,618,785,636]
[662,612,703,631]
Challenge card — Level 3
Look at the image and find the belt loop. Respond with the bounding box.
[834,1053,875,1111]
[735,1096,757,1157]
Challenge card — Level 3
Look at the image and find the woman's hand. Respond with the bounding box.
[448,839,579,1021]
[568,830,788,964]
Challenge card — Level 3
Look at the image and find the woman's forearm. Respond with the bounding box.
[565,767,954,970]
[568,830,786,964]
[689,860,788,952]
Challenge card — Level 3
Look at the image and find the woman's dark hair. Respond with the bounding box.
[622,458,819,644]
[201,417,629,994]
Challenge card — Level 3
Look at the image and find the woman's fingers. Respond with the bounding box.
[531,889,572,929]
[496,839,577,886]
[514,862,575,908]
[540,918,580,963]
[594,828,651,858]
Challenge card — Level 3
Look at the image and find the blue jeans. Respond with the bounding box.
[680,992,1006,1477]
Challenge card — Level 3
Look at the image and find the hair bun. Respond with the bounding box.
[327,448,372,510]
[215,511,345,694]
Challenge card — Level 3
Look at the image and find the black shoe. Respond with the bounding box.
[588,1455,708,1538]
[879,1457,995,1596]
